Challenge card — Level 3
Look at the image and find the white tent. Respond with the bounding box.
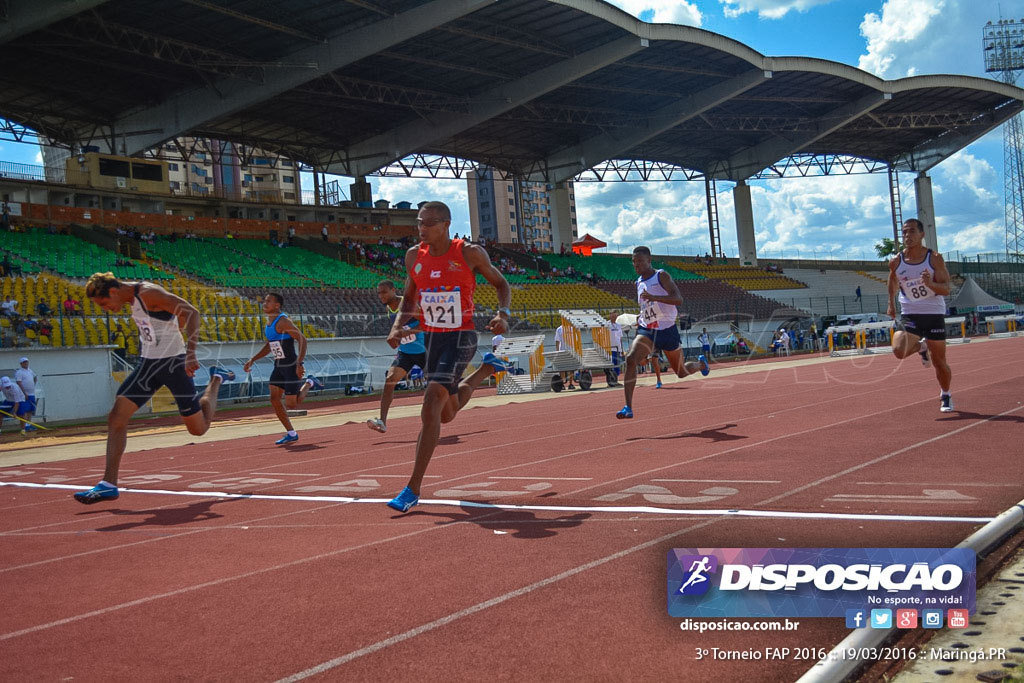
[948,277,1014,313]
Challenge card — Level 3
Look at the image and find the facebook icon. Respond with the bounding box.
[845,609,867,629]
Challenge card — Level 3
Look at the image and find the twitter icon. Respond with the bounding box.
[870,609,892,628]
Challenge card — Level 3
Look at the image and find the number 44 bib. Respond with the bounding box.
[420,291,463,329]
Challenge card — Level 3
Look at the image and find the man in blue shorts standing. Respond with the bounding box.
[368,279,426,434]
[0,376,31,434]
[617,246,709,419]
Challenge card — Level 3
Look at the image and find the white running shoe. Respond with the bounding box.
[367,418,387,433]
[918,340,930,368]
[939,395,953,413]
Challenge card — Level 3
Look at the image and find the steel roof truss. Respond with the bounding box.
[117,0,496,156]
[326,34,648,177]
[711,90,889,180]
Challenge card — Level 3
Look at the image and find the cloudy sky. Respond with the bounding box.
[6,0,1022,259]
[374,0,1022,260]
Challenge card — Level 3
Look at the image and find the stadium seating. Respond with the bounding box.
[593,279,806,321]
[670,261,807,291]
[143,238,313,288]
[2,230,169,280]
[206,238,383,289]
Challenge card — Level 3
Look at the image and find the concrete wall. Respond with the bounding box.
[0,346,118,423]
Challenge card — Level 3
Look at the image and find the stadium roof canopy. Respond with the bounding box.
[2,0,1022,183]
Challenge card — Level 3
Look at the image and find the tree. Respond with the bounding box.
[874,237,902,260]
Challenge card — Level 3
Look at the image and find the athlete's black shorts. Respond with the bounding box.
[897,314,947,341]
[423,330,478,395]
[117,355,201,416]
[270,365,304,395]
[392,350,427,374]
[636,324,681,352]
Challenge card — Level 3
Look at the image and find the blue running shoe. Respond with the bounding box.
[698,355,711,376]
[73,482,119,505]
[305,374,324,390]
[481,352,513,373]
[655,381,663,388]
[387,486,419,513]
[275,433,299,445]
[23,424,38,432]
[616,405,633,419]
[209,366,235,382]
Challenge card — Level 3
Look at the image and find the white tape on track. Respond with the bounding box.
[0,481,995,523]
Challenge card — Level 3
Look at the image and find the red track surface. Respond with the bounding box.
[1,340,1022,682]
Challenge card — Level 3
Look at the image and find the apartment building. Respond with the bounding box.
[467,167,577,251]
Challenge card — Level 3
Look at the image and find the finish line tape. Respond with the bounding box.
[0,481,996,524]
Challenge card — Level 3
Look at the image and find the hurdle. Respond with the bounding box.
[985,314,1020,339]
[493,334,546,395]
[944,316,971,344]
[826,320,894,356]
[538,309,616,391]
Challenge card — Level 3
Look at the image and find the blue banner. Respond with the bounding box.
[667,548,975,618]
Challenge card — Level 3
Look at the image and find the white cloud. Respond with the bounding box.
[604,1,702,26]
[719,0,836,20]
[856,0,1013,80]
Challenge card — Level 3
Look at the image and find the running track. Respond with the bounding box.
[1,339,1022,682]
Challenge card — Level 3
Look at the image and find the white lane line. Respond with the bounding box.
[488,476,592,481]
[360,474,441,478]
[250,473,322,477]
[162,470,221,474]
[0,482,993,524]
[856,481,1022,488]
[652,479,781,484]
[757,405,1024,508]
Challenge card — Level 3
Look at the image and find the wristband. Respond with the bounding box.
[498,307,511,317]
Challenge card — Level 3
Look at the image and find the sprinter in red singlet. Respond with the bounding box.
[385,201,512,513]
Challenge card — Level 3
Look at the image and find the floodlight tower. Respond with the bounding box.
[984,19,1024,259]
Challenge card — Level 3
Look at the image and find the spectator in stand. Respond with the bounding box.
[321,225,329,242]
[737,338,749,354]
[63,295,81,317]
[2,296,18,320]
[38,317,53,339]
[36,300,51,317]
[855,285,862,301]
[779,328,791,356]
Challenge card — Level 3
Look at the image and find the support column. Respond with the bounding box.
[914,171,938,252]
[733,180,757,266]
[549,181,576,252]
